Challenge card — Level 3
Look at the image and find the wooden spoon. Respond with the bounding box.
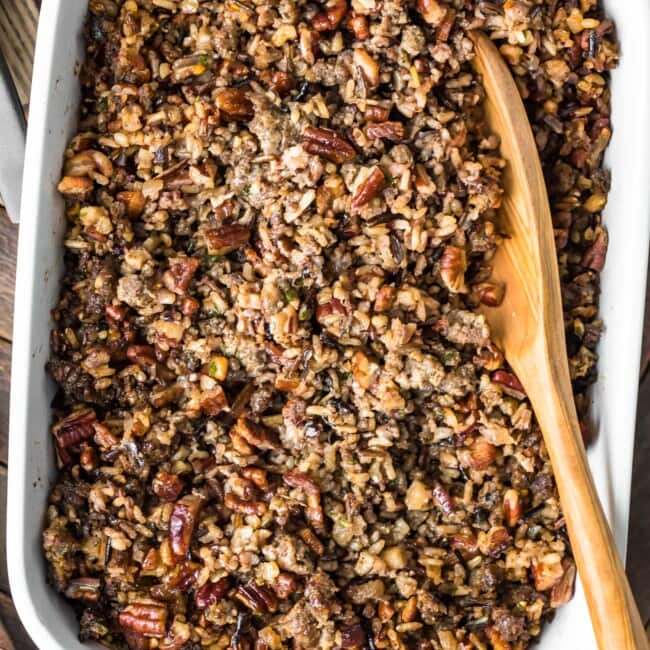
[470,30,648,650]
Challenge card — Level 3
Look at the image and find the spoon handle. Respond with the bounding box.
[522,353,648,650]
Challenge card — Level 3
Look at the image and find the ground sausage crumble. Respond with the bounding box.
[43,0,617,648]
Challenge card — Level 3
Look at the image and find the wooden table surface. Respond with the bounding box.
[0,1,647,648]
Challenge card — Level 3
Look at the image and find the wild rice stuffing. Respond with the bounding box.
[43,0,617,648]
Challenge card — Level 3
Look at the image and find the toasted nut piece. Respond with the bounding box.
[181,296,200,317]
[235,582,278,613]
[417,0,448,25]
[316,298,347,328]
[208,355,229,381]
[348,13,369,39]
[205,224,251,255]
[340,624,366,648]
[117,190,146,218]
[374,285,396,312]
[401,595,418,623]
[550,559,576,608]
[283,470,325,529]
[224,492,268,516]
[153,471,184,501]
[352,350,378,390]
[169,493,204,556]
[366,121,405,142]
[449,533,478,556]
[491,370,525,394]
[581,227,608,271]
[439,245,467,293]
[414,164,436,196]
[199,386,229,416]
[58,176,94,199]
[353,48,379,86]
[378,600,395,621]
[64,149,113,179]
[195,577,230,610]
[467,437,496,470]
[52,409,97,458]
[231,416,281,450]
[303,127,356,164]
[312,0,348,31]
[532,553,564,591]
[405,479,431,511]
[119,603,168,638]
[351,166,385,211]
[270,71,295,96]
[299,27,319,65]
[483,526,512,557]
[216,88,254,121]
[381,545,409,570]
[272,572,298,599]
[242,466,268,488]
[503,489,522,527]
[299,527,325,555]
[106,304,127,322]
[64,577,101,602]
[126,345,156,367]
[474,281,505,307]
[432,481,454,515]
[365,105,391,122]
[79,443,97,472]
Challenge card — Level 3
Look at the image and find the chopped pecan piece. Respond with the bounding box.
[224,492,268,516]
[353,48,379,86]
[216,88,254,121]
[205,224,251,255]
[163,257,200,294]
[432,481,455,515]
[153,471,184,502]
[550,559,576,608]
[195,577,230,610]
[503,489,522,527]
[365,105,391,122]
[119,603,168,638]
[235,582,278,613]
[474,281,505,307]
[283,470,325,530]
[169,494,204,557]
[181,296,200,317]
[299,527,325,555]
[64,577,101,602]
[374,285,395,312]
[417,0,448,25]
[491,370,525,394]
[467,438,496,470]
[126,345,156,367]
[351,166,385,211]
[230,416,281,451]
[348,13,369,40]
[273,572,298,599]
[64,149,113,179]
[366,121,405,142]
[439,245,467,293]
[117,190,146,218]
[316,298,347,328]
[270,71,295,96]
[52,409,97,463]
[200,386,229,416]
[581,228,608,271]
[311,0,347,31]
[303,127,356,164]
[57,175,94,199]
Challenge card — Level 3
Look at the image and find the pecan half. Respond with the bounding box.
[467,438,496,470]
[53,409,97,463]
[312,0,347,31]
[365,121,405,142]
[153,471,184,502]
[351,166,385,211]
[235,582,278,614]
[169,494,204,556]
[550,559,576,608]
[283,470,325,529]
[205,224,250,255]
[439,245,467,293]
[365,105,391,122]
[64,577,101,602]
[303,127,356,164]
[163,257,200,295]
[195,577,230,610]
[64,149,113,179]
[216,88,254,121]
[119,603,168,638]
[230,416,281,451]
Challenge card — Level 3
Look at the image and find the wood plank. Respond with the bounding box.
[0,210,17,343]
[0,337,11,467]
[627,371,650,626]
[0,591,35,650]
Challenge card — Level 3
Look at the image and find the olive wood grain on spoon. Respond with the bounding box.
[470,30,648,650]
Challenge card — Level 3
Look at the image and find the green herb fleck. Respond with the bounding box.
[199,54,209,66]
[284,287,298,303]
[299,306,313,321]
[208,361,217,378]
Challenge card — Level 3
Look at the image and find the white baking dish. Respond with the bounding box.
[6,1,650,648]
